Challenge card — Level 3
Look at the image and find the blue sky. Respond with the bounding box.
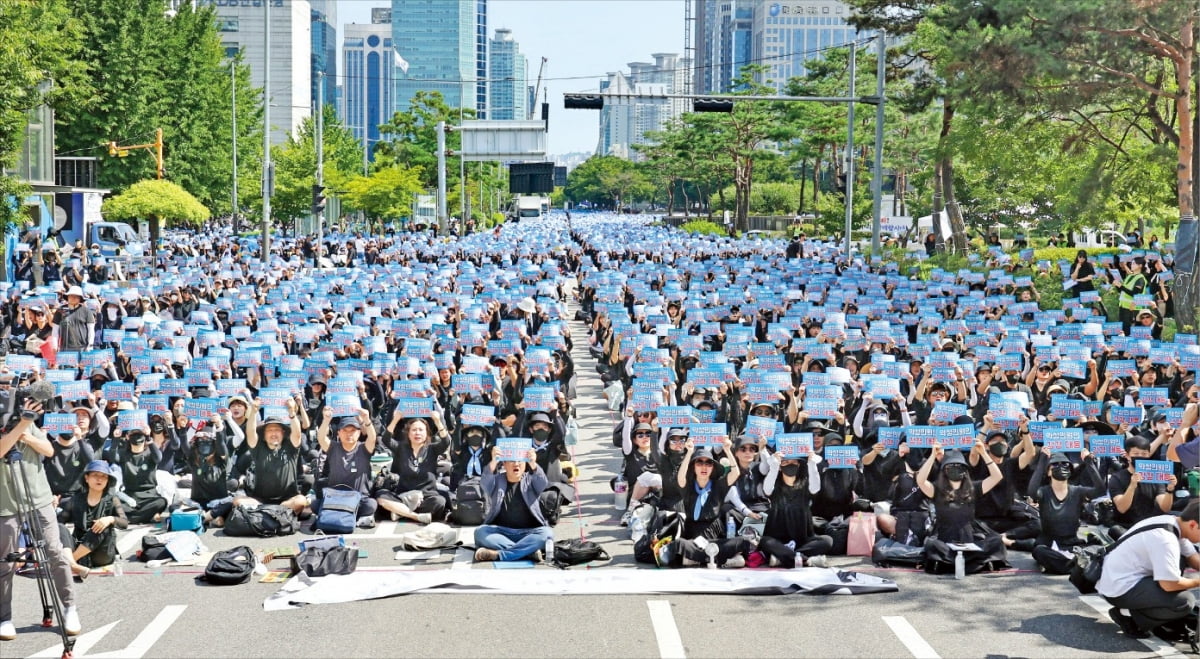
[336,0,687,156]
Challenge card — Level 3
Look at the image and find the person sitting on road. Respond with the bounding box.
[1098,499,1200,644]
[377,415,451,524]
[314,408,378,528]
[63,460,127,577]
[234,403,308,517]
[916,442,1008,574]
[724,434,771,529]
[757,446,832,568]
[618,421,662,527]
[186,428,234,527]
[105,426,168,525]
[675,439,753,568]
[1004,449,1105,574]
[655,428,691,512]
[474,449,553,563]
[1108,435,1177,536]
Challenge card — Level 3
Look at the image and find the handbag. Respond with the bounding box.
[1069,523,1175,594]
[847,512,877,557]
[296,546,358,577]
[315,485,362,535]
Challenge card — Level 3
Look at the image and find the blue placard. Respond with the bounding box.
[656,406,694,427]
[629,388,664,413]
[745,415,777,441]
[776,433,813,459]
[495,437,532,462]
[936,424,976,449]
[42,413,77,435]
[1134,459,1173,483]
[824,445,860,469]
[1109,406,1144,426]
[688,423,728,448]
[803,397,838,420]
[1029,421,1061,443]
[522,386,556,412]
[460,404,496,427]
[117,409,149,433]
[905,425,938,449]
[102,382,135,402]
[1089,435,1124,458]
[1138,387,1170,406]
[1043,427,1085,453]
[327,394,360,418]
[930,401,968,424]
[55,379,90,402]
[393,397,435,419]
[138,394,170,414]
[182,397,220,419]
[878,426,905,450]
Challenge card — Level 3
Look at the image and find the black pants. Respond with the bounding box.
[126,495,168,524]
[1031,544,1076,575]
[758,534,835,568]
[677,536,753,566]
[980,516,1039,539]
[1105,577,1197,634]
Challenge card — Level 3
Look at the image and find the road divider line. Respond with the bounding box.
[87,605,186,659]
[1079,595,1185,658]
[28,620,120,658]
[883,616,940,659]
[116,527,150,558]
[646,600,686,659]
[373,521,397,536]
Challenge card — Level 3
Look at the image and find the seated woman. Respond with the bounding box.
[187,428,233,527]
[675,439,753,568]
[106,427,169,524]
[916,442,1009,574]
[619,422,662,527]
[758,447,833,568]
[1005,448,1105,574]
[63,460,128,577]
[377,414,451,524]
[724,435,771,529]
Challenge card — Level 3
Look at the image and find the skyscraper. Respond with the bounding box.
[694,0,754,93]
[311,0,337,108]
[392,0,478,113]
[488,28,527,120]
[475,0,489,118]
[343,22,395,162]
[597,53,687,161]
[205,0,312,146]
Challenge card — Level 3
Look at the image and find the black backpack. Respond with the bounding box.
[453,478,488,525]
[552,538,610,568]
[199,546,256,585]
[224,504,298,538]
[539,488,564,527]
[1069,523,1176,595]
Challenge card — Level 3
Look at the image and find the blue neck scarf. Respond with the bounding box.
[692,479,713,520]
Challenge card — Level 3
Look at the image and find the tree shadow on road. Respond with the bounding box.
[1010,614,1148,654]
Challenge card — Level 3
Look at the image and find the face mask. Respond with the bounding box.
[106,309,117,320]
[1050,465,1071,481]
[1115,456,1130,470]
[130,436,146,446]
[780,463,802,477]
[989,443,1007,458]
[904,451,924,472]
[1006,374,1019,384]
[197,441,214,457]
[872,414,889,426]
[466,433,484,448]
[531,428,550,442]
[943,465,967,481]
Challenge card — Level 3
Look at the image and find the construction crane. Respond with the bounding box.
[528,57,547,120]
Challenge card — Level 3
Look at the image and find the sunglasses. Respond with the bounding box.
[634,432,652,438]
[1038,366,1053,372]
[694,459,715,466]
[668,437,687,443]
[738,445,759,452]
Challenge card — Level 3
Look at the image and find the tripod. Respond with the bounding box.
[3,449,74,658]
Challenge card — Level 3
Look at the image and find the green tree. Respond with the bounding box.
[102,179,210,245]
[0,0,88,231]
[268,105,361,226]
[340,166,424,227]
[565,155,646,210]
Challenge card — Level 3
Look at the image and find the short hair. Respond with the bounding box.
[1124,436,1151,452]
[1182,499,1199,524]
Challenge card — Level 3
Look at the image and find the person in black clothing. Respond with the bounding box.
[811,432,862,525]
[1107,435,1175,534]
[473,448,552,563]
[967,428,1039,537]
[186,430,234,527]
[377,415,451,524]
[618,422,662,526]
[106,427,168,524]
[1068,250,1096,298]
[655,428,690,511]
[44,426,95,516]
[63,460,127,575]
[236,403,308,516]
[314,408,378,525]
[55,286,94,352]
[675,439,753,568]
[724,434,770,528]
[758,448,833,568]
[450,422,494,490]
[917,443,1008,574]
[1006,450,1106,573]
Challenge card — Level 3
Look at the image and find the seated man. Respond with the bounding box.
[1098,500,1200,642]
[473,449,552,563]
[233,404,308,516]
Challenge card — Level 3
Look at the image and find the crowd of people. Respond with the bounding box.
[0,213,1195,649]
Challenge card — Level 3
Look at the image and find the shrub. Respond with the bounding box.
[679,220,727,237]
[1031,247,1118,263]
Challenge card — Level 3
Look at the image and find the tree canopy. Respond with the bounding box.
[102,179,210,225]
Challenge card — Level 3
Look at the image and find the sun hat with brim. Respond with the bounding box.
[517,298,537,314]
[690,448,716,463]
[734,434,759,448]
[633,422,654,434]
[83,459,111,477]
[1078,420,1117,435]
[257,417,289,433]
[940,449,968,467]
[528,411,553,426]
[65,285,85,298]
[1047,453,1072,466]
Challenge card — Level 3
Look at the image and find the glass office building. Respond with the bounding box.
[753,0,868,86]
[344,23,395,160]
[392,0,478,113]
[488,28,527,120]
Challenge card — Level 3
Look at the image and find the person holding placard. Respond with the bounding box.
[186,429,234,528]
[724,435,771,531]
[105,424,168,525]
[675,438,752,568]
[1006,449,1105,573]
[758,443,832,568]
[1108,435,1177,536]
[314,408,378,527]
[377,415,451,525]
[916,442,1009,574]
[618,422,662,527]
[473,447,552,563]
[237,403,308,518]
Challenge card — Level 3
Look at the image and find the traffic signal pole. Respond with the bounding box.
[314,71,324,268]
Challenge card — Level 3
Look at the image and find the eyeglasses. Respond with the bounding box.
[668,437,687,444]
[1038,366,1053,372]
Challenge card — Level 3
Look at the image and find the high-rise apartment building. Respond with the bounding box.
[474,0,489,118]
[597,53,688,161]
[343,23,395,162]
[693,0,754,93]
[488,28,527,120]
[392,0,478,113]
[205,0,312,146]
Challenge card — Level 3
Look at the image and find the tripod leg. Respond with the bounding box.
[8,457,75,654]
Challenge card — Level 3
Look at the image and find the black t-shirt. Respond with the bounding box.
[1107,469,1165,526]
[323,441,371,496]
[972,458,1022,519]
[1071,261,1095,292]
[1036,484,1091,545]
[765,478,816,543]
[114,444,161,500]
[681,477,730,539]
[45,440,94,496]
[249,440,300,502]
[389,436,448,494]
[493,480,539,529]
[933,482,983,543]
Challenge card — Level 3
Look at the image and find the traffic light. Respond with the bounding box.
[692,97,735,113]
[311,183,326,215]
[563,93,604,110]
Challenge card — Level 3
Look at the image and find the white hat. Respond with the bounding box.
[65,285,85,298]
[517,297,537,314]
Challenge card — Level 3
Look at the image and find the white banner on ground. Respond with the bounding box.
[263,567,898,611]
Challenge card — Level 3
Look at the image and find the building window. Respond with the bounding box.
[217,17,238,32]
[223,43,239,58]
[823,5,830,13]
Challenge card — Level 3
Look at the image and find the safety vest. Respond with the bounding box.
[1118,273,1146,310]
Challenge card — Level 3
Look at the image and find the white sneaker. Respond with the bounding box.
[0,619,15,641]
[415,513,432,524]
[63,607,81,636]
[619,510,633,527]
[805,555,829,569]
[723,555,746,569]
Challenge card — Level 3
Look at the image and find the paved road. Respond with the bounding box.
[4,303,1191,659]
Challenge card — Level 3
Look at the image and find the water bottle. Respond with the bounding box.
[954,551,965,580]
[630,516,647,543]
[726,517,736,539]
[613,475,627,510]
[544,537,555,562]
[113,561,123,578]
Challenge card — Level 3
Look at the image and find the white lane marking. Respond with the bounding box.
[1079,595,1186,658]
[28,621,120,658]
[883,616,941,659]
[116,527,150,558]
[373,521,397,536]
[452,547,473,570]
[87,605,186,659]
[646,600,686,659]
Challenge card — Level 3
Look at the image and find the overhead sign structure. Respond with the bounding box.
[457,120,548,162]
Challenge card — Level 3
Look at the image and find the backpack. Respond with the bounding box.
[633,510,684,565]
[552,539,610,568]
[138,534,171,562]
[296,545,358,577]
[315,485,361,535]
[199,546,256,585]
[224,504,298,538]
[452,478,488,525]
[539,488,563,527]
[1069,522,1176,595]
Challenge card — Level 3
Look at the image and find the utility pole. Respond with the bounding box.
[231,62,238,234]
[843,39,857,257]
[315,71,324,268]
[436,121,447,236]
[261,0,272,261]
[870,33,886,255]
